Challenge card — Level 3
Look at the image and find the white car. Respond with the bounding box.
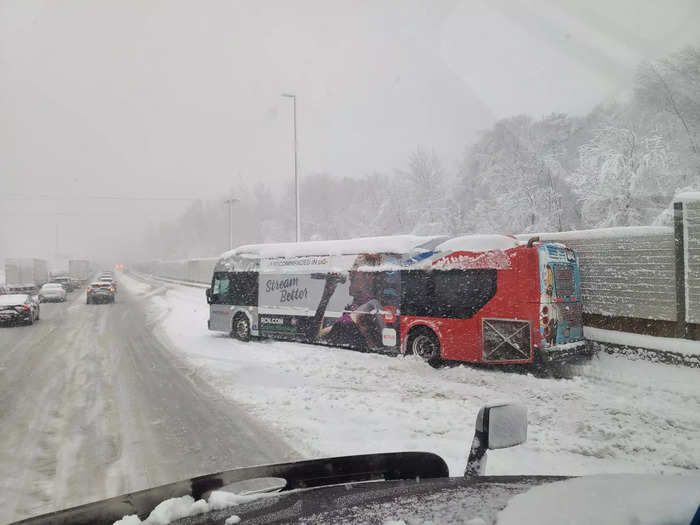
[39,283,67,303]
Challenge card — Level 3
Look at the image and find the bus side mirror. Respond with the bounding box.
[465,403,527,477]
[205,288,212,304]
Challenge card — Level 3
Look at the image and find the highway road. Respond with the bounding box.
[0,283,296,524]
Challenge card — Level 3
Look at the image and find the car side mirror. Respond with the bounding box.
[205,288,212,304]
[465,403,527,477]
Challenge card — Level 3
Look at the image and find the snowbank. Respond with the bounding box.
[497,474,700,525]
[584,326,700,357]
[121,273,700,480]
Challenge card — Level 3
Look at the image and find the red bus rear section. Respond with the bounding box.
[398,240,585,365]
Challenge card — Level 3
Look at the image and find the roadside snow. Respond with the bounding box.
[121,273,700,478]
[497,474,700,525]
[585,326,700,357]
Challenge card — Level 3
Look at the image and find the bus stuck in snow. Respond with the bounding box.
[206,234,587,367]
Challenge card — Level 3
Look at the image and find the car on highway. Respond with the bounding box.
[38,283,67,303]
[50,276,74,293]
[98,275,117,291]
[0,293,40,325]
[86,281,116,304]
[15,403,699,525]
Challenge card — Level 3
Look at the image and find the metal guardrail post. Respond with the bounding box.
[673,201,689,338]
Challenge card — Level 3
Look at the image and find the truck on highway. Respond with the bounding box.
[4,258,49,289]
[69,259,91,284]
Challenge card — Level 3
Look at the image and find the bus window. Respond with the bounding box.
[230,271,258,306]
[552,264,574,297]
[401,269,497,319]
[211,272,231,304]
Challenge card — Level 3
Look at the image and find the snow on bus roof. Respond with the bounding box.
[221,235,444,259]
[435,234,519,253]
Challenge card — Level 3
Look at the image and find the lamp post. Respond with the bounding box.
[224,198,238,250]
[281,93,300,242]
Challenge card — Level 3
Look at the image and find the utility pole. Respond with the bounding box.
[224,198,238,250]
[282,93,300,242]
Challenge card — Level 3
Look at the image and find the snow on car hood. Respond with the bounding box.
[496,474,700,525]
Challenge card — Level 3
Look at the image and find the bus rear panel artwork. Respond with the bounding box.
[206,234,586,366]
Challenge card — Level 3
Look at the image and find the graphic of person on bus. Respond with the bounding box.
[308,254,385,351]
[543,264,559,345]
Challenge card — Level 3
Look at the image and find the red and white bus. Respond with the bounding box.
[206,234,586,366]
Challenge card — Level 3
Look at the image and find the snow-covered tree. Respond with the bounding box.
[574,125,671,227]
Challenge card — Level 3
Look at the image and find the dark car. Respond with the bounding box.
[86,282,116,304]
[0,293,40,325]
[98,275,117,292]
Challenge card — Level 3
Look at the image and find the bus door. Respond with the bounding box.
[209,271,233,331]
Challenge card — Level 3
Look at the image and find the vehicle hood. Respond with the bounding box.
[113,474,700,525]
[11,454,699,525]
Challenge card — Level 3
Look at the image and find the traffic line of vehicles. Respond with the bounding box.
[0,266,118,326]
[206,234,588,369]
[86,271,117,304]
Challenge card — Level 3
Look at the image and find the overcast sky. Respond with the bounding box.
[2,0,700,263]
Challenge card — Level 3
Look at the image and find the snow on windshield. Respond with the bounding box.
[113,491,272,525]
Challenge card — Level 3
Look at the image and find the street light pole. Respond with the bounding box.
[224,198,238,250]
[282,93,300,242]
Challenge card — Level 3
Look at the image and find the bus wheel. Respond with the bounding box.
[408,327,441,368]
[231,314,251,342]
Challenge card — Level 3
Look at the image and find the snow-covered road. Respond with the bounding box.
[0,283,295,525]
[124,272,700,480]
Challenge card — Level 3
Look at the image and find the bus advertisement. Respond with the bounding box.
[205,235,587,367]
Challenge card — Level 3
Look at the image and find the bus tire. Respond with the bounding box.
[407,327,441,368]
[231,313,251,342]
